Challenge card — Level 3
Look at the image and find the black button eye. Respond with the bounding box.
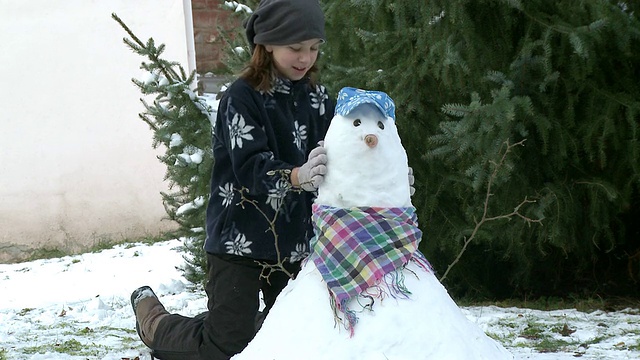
[377,121,385,130]
[353,119,361,127]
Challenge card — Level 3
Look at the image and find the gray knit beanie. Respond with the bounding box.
[244,0,326,52]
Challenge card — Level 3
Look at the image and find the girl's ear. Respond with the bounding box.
[264,45,273,53]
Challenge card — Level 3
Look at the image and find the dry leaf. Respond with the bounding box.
[560,323,576,336]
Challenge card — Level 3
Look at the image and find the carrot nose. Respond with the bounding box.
[365,134,378,148]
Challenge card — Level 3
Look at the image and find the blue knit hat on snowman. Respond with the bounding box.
[335,87,396,122]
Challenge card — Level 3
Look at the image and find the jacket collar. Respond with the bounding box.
[271,76,310,95]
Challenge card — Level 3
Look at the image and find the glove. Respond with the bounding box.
[408,167,415,196]
[296,144,328,191]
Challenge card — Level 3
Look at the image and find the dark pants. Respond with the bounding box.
[150,253,300,360]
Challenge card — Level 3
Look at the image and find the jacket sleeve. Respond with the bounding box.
[214,85,294,196]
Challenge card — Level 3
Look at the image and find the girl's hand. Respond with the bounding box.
[293,144,327,191]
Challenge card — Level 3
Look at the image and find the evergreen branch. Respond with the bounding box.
[440,139,543,282]
[138,99,160,131]
[111,13,179,83]
[441,103,471,117]
[111,13,145,48]
[501,0,523,11]
[138,113,158,132]
[520,10,572,35]
[574,180,618,200]
[587,82,638,109]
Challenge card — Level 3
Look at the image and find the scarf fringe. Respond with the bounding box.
[328,256,432,338]
[411,251,434,274]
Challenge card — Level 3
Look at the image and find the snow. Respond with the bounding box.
[169,133,183,148]
[224,1,252,14]
[0,239,639,359]
[176,196,206,216]
[0,240,204,360]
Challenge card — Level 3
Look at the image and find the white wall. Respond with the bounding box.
[0,0,194,261]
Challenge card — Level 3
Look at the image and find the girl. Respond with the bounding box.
[130,1,334,359]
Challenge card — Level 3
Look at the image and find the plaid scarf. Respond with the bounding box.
[309,204,431,335]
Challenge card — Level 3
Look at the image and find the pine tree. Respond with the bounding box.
[322,0,640,298]
[113,13,216,285]
[112,3,255,285]
[221,0,259,68]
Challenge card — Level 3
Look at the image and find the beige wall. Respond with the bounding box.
[0,0,195,262]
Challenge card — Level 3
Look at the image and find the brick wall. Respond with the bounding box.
[191,0,239,73]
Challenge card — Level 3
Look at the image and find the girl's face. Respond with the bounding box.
[265,39,322,81]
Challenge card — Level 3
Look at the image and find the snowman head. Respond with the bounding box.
[328,103,397,153]
[329,87,399,154]
[317,87,411,208]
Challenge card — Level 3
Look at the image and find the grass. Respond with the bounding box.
[459,295,640,313]
[0,348,6,360]
[18,308,35,316]
[24,247,67,261]
[14,318,141,358]
[505,319,580,353]
[520,321,546,340]
[534,337,573,353]
[62,325,137,337]
[22,233,171,263]
[629,341,640,351]
[21,338,109,357]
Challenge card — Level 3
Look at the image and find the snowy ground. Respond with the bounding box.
[1,239,639,359]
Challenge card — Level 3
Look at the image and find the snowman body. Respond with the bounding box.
[233,91,513,360]
[233,259,512,360]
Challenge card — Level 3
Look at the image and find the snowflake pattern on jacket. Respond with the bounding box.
[205,77,334,263]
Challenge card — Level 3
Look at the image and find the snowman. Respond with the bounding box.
[233,88,513,360]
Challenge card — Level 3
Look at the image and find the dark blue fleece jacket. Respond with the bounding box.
[204,76,334,263]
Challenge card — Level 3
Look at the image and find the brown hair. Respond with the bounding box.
[240,45,320,93]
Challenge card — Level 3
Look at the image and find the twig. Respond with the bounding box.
[235,169,301,280]
[111,13,179,82]
[440,139,543,282]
